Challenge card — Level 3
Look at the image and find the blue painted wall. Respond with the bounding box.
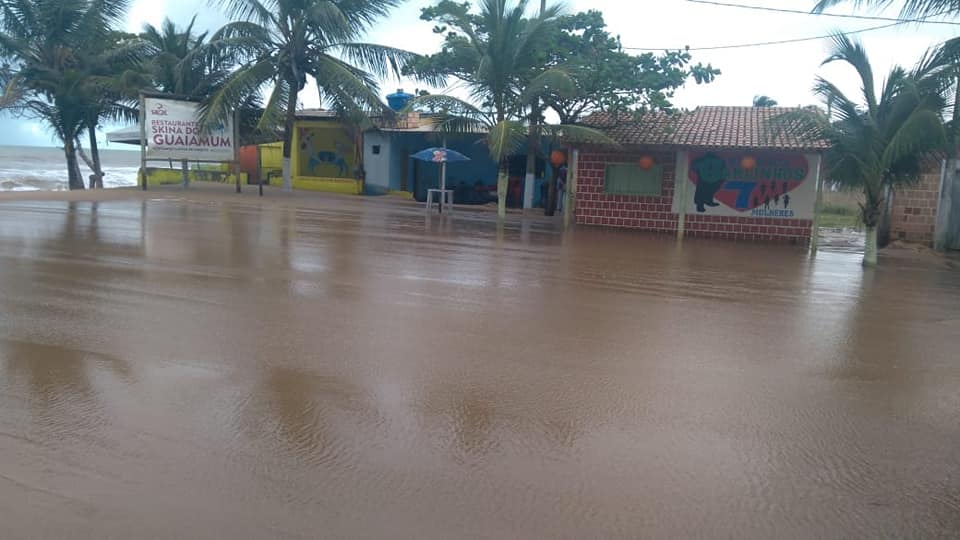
[363,129,560,206]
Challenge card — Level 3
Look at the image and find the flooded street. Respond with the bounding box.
[0,195,958,539]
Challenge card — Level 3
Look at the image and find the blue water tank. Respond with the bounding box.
[386,89,414,111]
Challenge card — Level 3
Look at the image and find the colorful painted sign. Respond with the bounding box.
[673,151,819,220]
[144,97,235,161]
[297,125,356,179]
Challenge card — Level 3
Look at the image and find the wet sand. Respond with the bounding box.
[0,187,958,539]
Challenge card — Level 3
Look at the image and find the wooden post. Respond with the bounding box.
[181,159,189,188]
[258,145,264,197]
[139,93,148,191]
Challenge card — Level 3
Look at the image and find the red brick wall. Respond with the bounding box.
[684,214,812,243]
[575,149,813,244]
[889,170,941,246]
[575,150,678,233]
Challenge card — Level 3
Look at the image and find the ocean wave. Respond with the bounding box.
[0,167,139,191]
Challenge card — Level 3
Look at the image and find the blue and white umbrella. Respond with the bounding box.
[410,147,470,163]
[411,148,470,213]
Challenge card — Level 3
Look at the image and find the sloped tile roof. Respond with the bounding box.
[583,111,680,146]
[585,106,829,151]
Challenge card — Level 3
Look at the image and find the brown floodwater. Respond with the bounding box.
[0,195,958,539]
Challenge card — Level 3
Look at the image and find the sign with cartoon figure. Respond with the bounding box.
[673,151,819,220]
[297,125,356,179]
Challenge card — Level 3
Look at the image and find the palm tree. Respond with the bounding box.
[406,0,591,219]
[204,0,424,192]
[753,95,779,107]
[777,34,948,265]
[141,17,234,99]
[812,0,960,18]
[77,31,148,188]
[0,0,133,190]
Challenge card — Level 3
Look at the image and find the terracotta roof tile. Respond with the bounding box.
[583,111,680,146]
[585,106,829,151]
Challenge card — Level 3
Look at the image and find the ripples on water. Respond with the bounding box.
[0,198,957,539]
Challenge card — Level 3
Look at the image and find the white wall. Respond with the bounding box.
[364,132,392,190]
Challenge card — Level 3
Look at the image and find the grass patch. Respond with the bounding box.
[820,202,858,216]
[819,212,860,229]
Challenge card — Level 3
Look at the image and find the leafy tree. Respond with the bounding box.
[535,10,721,124]
[0,0,136,190]
[205,0,427,192]
[407,0,613,218]
[753,95,779,107]
[776,34,949,265]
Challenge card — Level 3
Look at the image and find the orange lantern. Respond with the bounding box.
[550,150,566,167]
[740,156,757,170]
[638,155,655,170]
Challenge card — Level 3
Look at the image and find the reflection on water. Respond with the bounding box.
[0,196,957,539]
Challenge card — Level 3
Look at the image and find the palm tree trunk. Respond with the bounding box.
[524,110,539,210]
[281,85,298,193]
[497,161,508,221]
[88,125,104,189]
[864,225,879,266]
[861,196,882,266]
[64,138,85,191]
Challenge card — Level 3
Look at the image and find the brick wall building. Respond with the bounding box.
[573,107,827,244]
[576,150,678,233]
[888,168,942,246]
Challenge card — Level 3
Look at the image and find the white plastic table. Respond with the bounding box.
[426,188,455,213]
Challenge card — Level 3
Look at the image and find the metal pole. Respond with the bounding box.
[181,159,189,188]
[258,145,264,197]
[140,94,148,191]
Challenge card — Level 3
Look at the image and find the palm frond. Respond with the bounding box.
[215,0,277,26]
[520,68,575,104]
[200,57,275,130]
[487,119,527,161]
[823,32,878,115]
[881,108,947,166]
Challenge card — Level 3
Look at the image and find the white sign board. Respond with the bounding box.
[144,97,235,162]
[672,151,821,220]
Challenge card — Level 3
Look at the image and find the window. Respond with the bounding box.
[604,163,663,196]
[372,145,381,155]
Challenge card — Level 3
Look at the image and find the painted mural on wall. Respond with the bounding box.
[673,151,819,220]
[298,126,356,179]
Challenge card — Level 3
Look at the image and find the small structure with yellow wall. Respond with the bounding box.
[261,110,364,194]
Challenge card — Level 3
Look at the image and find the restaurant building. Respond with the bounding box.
[574,106,829,244]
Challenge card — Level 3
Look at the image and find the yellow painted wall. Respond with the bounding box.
[291,176,363,195]
[260,142,283,170]
[143,167,248,186]
[295,122,356,180]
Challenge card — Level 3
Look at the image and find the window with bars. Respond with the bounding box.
[604,163,663,196]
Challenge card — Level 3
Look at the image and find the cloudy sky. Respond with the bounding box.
[2,0,956,147]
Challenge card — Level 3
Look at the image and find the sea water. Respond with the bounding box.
[0,145,140,191]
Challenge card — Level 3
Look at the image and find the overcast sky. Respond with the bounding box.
[2,0,956,146]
